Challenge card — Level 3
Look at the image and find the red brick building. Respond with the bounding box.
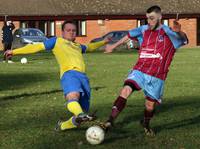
[0,0,200,49]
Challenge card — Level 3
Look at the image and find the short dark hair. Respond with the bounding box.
[146,5,161,14]
[61,21,76,31]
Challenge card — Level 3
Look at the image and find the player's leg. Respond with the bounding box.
[103,81,140,130]
[140,74,164,136]
[56,71,95,131]
[102,70,142,131]
[66,92,83,116]
[140,99,157,136]
[101,85,133,130]
[66,91,95,124]
[7,42,13,63]
[56,116,78,131]
[3,43,8,61]
[75,73,97,123]
[107,85,133,122]
[55,71,84,131]
[57,92,95,131]
[55,92,82,131]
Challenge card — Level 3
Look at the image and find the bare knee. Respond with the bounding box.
[65,92,80,100]
[145,100,156,111]
[119,86,133,99]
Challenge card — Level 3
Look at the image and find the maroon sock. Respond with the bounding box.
[108,96,127,122]
[143,109,155,127]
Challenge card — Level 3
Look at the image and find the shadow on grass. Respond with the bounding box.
[0,73,49,91]
[0,89,62,101]
[92,96,200,145]
[100,96,200,141]
[115,96,199,126]
[1,95,199,147]
[0,86,106,102]
[154,115,200,133]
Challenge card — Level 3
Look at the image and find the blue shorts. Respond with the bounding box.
[61,70,91,112]
[125,70,164,104]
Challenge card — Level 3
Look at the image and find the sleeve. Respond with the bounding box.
[43,37,57,51]
[12,43,45,55]
[128,28,142,39]
[128,25,148,46]
[162,25,188,49]
[84,40,106,52]
[11,23,15,30]
[128,25,148,39]
[80,44,87,53]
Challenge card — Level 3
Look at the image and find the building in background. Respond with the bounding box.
[0,0,200,49]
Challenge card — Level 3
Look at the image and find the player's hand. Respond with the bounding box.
[4,50,13,59]
[104,37,113,44]
[172,20,181,32]
[126,39,135,49]
[104,44,114,53]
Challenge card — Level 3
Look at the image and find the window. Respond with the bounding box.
[75,20,86,36]
[21,29,44,36]
[50,21,55,36]
[162,19,169,26]
[137,19,148,27]
[137,19,169,27]
[20,21,55,37]
[21,21,28,28]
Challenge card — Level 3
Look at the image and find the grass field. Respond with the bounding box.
[0,48,200,149]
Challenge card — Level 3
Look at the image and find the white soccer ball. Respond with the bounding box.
[86,125,105,145]
[21,57,28,64]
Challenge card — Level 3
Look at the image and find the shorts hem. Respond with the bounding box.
[145,96,161,105]
[124,79,141,90]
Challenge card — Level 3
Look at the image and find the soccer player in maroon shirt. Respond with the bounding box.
[103,5,188,136]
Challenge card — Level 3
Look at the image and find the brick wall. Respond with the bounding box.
[0,19,198,50]
[76,20,137,44]
[0,21,4,50]
[169,18,197,47]
[75,19,198,47]
[55,21,64,38]
[55,20,137,44]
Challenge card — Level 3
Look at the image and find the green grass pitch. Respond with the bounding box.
[0,48,200,149]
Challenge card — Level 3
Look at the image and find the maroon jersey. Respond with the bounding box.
[128,25,188,80]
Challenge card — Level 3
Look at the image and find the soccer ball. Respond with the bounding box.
[86,125,105,145]
[21,57,27,64]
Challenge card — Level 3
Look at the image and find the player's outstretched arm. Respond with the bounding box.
[86,37,111,52]
[104,35,129,53]
[172,20,188,43]
[4,43,45,59]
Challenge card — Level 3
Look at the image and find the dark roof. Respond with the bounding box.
[0,0,200,18]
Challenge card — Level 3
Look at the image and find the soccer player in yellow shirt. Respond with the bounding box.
[4,21,110,131]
